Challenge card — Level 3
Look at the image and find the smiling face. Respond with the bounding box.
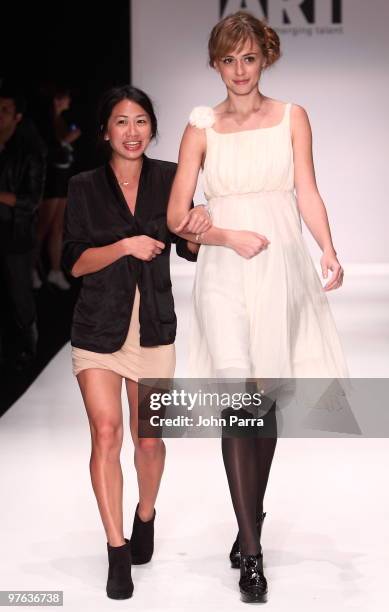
[213,37,265,96]
[104,98,152,161]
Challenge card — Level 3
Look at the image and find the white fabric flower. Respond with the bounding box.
[188,106,215,129]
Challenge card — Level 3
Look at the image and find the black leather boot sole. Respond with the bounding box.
[240,589,268,604]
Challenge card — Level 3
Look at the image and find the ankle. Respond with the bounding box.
[136,503,155,522]
[241,548,262,558]
[107,536,126,547]
[240,535,261,557]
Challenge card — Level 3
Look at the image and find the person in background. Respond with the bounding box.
[34,85,81,290]
[0,85,46,369]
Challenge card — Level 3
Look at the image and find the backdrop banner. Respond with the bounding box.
[131,0,389,265]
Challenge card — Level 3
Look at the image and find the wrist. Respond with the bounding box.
[194,231,204,244]
[121,237,133,256]
[187,241,200,254]
[223,229,234,248]
[323,244,336,256]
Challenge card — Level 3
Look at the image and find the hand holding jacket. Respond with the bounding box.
[62,156,197,352]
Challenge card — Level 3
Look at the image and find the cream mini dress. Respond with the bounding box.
[72,285,176,381]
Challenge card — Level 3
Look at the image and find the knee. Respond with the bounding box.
[92,423,123,457]
[136,438,164,460]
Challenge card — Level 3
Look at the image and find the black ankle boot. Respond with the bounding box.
[230,512,266,569]
[239,551,268,603]
[129,503,156,564]
[106,537,134,599]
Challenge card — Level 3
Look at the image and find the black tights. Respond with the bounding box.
[222,432,277,555]
[218,372,277,556]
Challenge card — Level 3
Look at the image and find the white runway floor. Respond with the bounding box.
[1,269,388,611]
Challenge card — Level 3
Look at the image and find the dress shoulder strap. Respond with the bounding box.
[283,102,292,127]
[188,106,215,129]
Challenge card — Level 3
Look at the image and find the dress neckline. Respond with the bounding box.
[209,102,290,136]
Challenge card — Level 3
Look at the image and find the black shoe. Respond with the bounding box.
[129,503,156,565]
[239,552,268,603]
[230,512,266,569]
[106,538,133,599]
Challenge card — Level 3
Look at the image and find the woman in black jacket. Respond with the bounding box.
[62,85,210,600]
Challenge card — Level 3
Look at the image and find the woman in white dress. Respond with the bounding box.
[167,10,348,604]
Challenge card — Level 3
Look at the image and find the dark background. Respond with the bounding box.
[1,0,131,171]
[0,1,131,416]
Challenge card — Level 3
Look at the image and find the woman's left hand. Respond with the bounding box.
[64,128,82,144]
[175,205,212,234]
[321,249,344,291]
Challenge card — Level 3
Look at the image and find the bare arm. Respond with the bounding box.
[71,240,127,277]
[167,124,230,247]
[0,192,16,207]
[167,124,269,257]
[71,236,165,278]
[292,104,343,290]
[54,114,81,144]
[292,104,336,254]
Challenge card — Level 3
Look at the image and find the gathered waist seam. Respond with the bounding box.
[207,189,294,202]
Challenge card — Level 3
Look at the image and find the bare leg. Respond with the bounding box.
[35,197,59,265]
[77,368,125,546]
[125,378,166,521]
[48,197,67,270]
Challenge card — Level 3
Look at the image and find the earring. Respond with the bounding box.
[104,136,109,141]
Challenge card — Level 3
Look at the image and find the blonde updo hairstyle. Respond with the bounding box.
[208,10,281,70]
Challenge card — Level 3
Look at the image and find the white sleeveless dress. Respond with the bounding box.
[187,103,349,379]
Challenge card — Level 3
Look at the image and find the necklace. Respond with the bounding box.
[111,160,143,187]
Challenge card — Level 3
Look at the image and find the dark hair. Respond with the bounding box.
[53,85,71,99]
[97,85,158,149]
[0,85,27,115]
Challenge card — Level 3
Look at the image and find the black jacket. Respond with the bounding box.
[62,155,197,352]
[0,121,46,253]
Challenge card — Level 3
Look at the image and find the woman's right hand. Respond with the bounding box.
[175,205,212,234]
[227,230,270,259]
[122,236,165,261]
